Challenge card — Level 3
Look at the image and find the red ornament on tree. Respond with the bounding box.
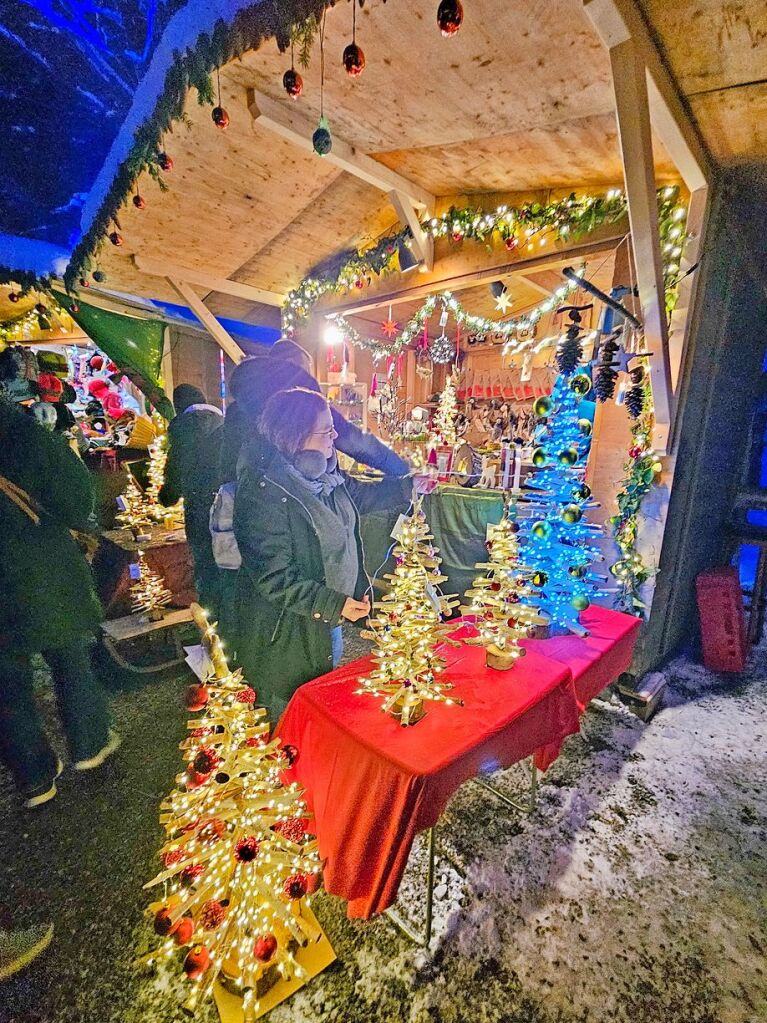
[185,683,209,711]
[7,292,19,303]
[79,277,90,288]
[190,726,213,738]
[200,899,226,930]
[154,908,177,936]
[157,152,173,172]
[192,747,219,775]
[183,945,210,980]
[629,445,643,459]
[437,0,463,36]
[133,193,146,210]
[283,68,303,98]
[234,836,260,863]
[108,231,123,247]
[342,42,365,76]
[272,817,306,844]
[253,934,278,963]
[174,916,194,945]
[70,302,80,313]
[505,235,518,251]
[283,874,308,900]
[212,106,230,129]
[235,687,256,704]
[162,848,185,868]
[281,743,299,767]
[180,863,205,887]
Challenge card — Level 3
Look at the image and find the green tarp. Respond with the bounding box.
[54,291,174,420]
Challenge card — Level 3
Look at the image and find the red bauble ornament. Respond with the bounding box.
[174,916,194,945]
[198,818,226,843]
[183,945,210,979]
[235,687,256,704]
[254,934,278,962]
[180,863,205,887]
[109,231,123,247]
[70,302,80,313]
[452,232,464,242]
[244,736,265,748]
[629,445,643,459]
[281,743,299,767]
[162,848,185,868]
[342,41,365,76]
[8,292,19,303]
[505,235,518,251]
[437,0,463,36]
[490,581,502,592]
[185,683,209,711]
[283,67,303,99]
[79,277,90,288]
[157,152,173,172]
[212,106,230,129]
[283,874,308,900]
[301,871,321,895]
[355,278,364,289]
[272,817,306,844]
[234,836,260,863]
[200,899,226,930]
[35,303,47,315]
[154,908,177,936]
[192,747,219,775]
[133,194,146,210]
[506,617,517,628]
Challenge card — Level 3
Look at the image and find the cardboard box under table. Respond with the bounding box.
[277,629,580,926]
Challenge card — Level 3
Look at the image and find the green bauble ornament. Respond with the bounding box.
[532,447,548,467]
[532,520,552,540]
[561,503,582,524]
[578,418,592,437]
[533,395,553,418]
[531,571,548,588]
[570,373,592,397]
[573,482,592,501]
[558,446,579,466]
[92,270,107,283]
[572,594,590,611]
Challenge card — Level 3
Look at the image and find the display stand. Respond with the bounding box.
[100,607,193,674]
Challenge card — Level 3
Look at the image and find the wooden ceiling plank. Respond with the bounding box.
[167,277,246,365]
[246,88,435,212]
[135,256,284,306]
[513,270,566,297]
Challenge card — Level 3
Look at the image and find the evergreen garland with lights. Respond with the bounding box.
[357,498,460,725]
[137,604,322,1021]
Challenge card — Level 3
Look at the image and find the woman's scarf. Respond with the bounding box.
[284,448,346,497]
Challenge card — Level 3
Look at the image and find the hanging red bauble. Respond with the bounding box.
[70,302,80,313]
[154,908,177,936]
[342,41,365,76]
[254,934,278,963]
[200,899,226,931]
[192,747,219,775]
[505,235,518,251]
[132,194,146,210]
[283,67,303,98]
[235,686,256,704]
[301,870,321,894]
[282,743,299,767]
[185,683,209,711]
[452,231,463,242]
[212,106,230,129]
[629,445,643,459]
[180,864,205,887]
[109,231,123,247]
[283,874,308,900]
[183,945,210,980]
[157,152,173,172]
[234,836,260,863]
[174,916,194,945]
[79,277,90,288]
[7,292,19,303]
[490,581,502,592]
[437,0,463,36]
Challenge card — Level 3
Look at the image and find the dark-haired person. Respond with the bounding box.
[159,385,224,615]
[233,387,427,723]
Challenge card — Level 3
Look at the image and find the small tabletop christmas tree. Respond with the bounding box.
[137,605,324,1021]
[357,497,461,725]
[146,435,184,526]
[522,312,606,636]
[461,499,542,669]
[432,373,458,449]
[130,551,173,621]
[116,469,153,535]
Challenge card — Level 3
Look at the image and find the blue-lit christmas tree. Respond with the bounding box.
[521,309,606,637]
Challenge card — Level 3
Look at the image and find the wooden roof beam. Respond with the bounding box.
[135,255,283,306]
[246,88,435,213]
[512,270,565,297]
[167,277,246,365]
[387,191,434,271]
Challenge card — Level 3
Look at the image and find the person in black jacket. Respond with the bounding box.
[159,385,224,615]
[233,387,419,723]
[0,397,118,808]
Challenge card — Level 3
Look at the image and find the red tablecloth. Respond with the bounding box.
[277,632,579,919]
[523,605,641,710]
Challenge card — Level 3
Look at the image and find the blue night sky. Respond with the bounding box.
[0,0,186,251]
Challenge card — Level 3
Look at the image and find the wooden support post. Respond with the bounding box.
[160,325,174,400]
[167,278,246,365]
[388,191,434,271]
[608,37,673,452]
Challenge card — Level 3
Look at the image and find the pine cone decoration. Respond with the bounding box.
[556,326,583,375]
[625,384,645,419]
[594,363,618,401]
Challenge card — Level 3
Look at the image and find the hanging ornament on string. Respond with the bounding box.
[437,0,463,36]
[283,40,303,98]
[416,319,433,378]
[343,1,365,76]
[556,304,591,375]
[381,304,399,339]
[491,280,512,314]
[430,333,454,364]
[157,151,173,172]
[313,13,333,155]
[211,68,230,129]
[593,331,620,402]
[625,383,646,419]
[108,217,123,247]
[132,187,146,210]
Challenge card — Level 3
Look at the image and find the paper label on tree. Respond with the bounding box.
[129,562,142,580]
[424,580,443,614]
[390,514,409,541]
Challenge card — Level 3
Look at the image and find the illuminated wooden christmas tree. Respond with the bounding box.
[146,436,184,525]
[461,499,542,669]
[357,498,460,725]
[137,605,327,1022]
[130,551,173,620]
[432,374,458,448]
[116,469,153,534]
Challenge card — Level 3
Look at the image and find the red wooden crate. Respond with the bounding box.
[696,567,748,672]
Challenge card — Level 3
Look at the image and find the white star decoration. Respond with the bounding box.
[495,288,512,314]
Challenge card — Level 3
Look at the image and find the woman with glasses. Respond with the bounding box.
[232,387,429,723]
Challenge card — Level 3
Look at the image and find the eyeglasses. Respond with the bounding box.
[310,427,337,438]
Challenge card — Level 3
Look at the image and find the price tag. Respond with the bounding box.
[129,562,142,581]
[390,514,409,541]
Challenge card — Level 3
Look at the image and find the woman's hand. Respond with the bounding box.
[341,596,370,622]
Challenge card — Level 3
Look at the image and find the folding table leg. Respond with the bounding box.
[473,757,538,815]
[383,825,436,946]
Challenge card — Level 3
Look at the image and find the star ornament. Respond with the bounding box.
[495,288,512,314]
[381,317,399,339]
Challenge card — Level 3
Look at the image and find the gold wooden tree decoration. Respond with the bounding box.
[137,605,332,1021]
[129,551,173,620]
[461,499,541,669]
[357,497,461,725]
[432,373,458,448]
[116,469,153,534]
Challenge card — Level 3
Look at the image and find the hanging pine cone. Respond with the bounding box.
[625,384,645,419]
[594,363,618,401]
[556,325,583,375]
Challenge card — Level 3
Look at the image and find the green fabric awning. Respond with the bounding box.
[54,291,174,420]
